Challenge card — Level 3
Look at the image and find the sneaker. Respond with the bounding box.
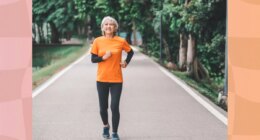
[102,126,110,139]
[111,133,120,140]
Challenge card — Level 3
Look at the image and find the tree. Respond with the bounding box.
[33,0,79,44]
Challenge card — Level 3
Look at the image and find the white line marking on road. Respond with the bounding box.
[140,52,227,125]
[32,51,89,98]
[158,66,227,125]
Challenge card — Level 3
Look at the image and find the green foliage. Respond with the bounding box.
[33,0,226,88]
[197,34,225,84]
[73,0,87,20]
[147,36,160,58]
[33,0,79,42]
[47,1,76,34]
[155,0,226,80]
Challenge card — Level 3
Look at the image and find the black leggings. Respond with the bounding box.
[96,81,122,133]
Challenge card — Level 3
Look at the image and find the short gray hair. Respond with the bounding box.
[101,16,119,35]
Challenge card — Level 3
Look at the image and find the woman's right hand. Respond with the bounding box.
[102,51,112,60]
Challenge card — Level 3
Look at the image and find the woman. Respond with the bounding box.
[91,16,134,140]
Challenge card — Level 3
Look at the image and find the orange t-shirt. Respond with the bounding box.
[91,36,132,83]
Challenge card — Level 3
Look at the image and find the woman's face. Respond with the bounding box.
[102,20,116,35]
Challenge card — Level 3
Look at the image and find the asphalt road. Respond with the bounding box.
[33,49,227,140]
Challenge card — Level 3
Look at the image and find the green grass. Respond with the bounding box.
[33,44,89,89]
[171,71,219,103]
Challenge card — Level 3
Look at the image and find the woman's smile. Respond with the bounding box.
[103,21,115,35]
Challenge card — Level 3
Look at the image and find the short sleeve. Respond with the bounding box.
[91,39,98,55]
[122,39,132,52]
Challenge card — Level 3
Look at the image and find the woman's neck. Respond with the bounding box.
[104,34,114,38]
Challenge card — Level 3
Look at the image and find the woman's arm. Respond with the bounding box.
[91,53,103,63]
[125,49,134,65]
[91,51,112,63]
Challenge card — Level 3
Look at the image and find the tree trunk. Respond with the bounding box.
[66,31,72,41]
[46,23,51,43]
[186,34,209,81]
[126,32,131,44]
[196,58,209,81]
[81,26,85,35]
[186,34,196,76]
[38,24,45,43]
[126,27,132,45]
[178,33,188,71]
[49,22,60,44]
[185,0,191,5]
[76,23,84,36]
[182,0,209,81]
[140,24,153,54]
[140,37,147,54]
[192,57,210,82]
[163,38,177,70]
[162,38,173,62]
[86,25,93,40]
[132,21,138,46]
[77,26,81,35]
[32,23,37,44]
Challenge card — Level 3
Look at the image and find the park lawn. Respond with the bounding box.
[33,45,89,89]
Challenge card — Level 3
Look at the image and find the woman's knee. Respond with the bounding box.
[110,105,119,114]
[99,104,108,113]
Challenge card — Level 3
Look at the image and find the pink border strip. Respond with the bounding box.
[0,0,32,140]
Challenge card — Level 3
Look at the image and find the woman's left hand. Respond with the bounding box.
[120,61,127,68]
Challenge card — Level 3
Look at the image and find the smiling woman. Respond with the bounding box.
[101,16,119,36]
[90,16,134,140]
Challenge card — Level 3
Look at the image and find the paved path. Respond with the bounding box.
[33,49,227,140]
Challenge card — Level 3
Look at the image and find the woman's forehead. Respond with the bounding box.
[104,20,115,24]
